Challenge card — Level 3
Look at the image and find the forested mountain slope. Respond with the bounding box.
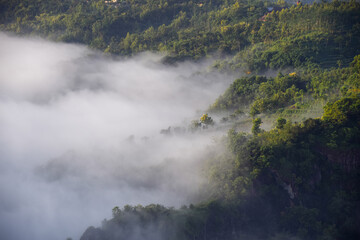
[1,0,359,70]
[210,55,360,117]
[80,56,360,240]
[1,1,359,240]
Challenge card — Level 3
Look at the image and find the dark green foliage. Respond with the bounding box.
[211,55,360,118]
[3,1,359,239]
[323,96,360,125]
[83,98,360,239]
[211,75,267,111]
[206,95,359,239]
[77,47,360,240]
[223,1,360,72]
[1,0,359,69]
[276,117,287,129]
[251,117,262,134]
[211,72,306,115]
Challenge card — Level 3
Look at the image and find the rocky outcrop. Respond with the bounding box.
[317,146,360,172]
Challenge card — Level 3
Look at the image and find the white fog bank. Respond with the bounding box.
[0,33,232,240]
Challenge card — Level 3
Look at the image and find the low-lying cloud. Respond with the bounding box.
[0,32,232,240]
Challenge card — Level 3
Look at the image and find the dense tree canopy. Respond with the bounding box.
[1,0,359,70]
[1,1,359,240]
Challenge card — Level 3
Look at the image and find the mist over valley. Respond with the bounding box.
[1,0,360,239]
[0,32,232,240]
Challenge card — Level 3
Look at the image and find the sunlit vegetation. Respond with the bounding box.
[1,1,360,240]
[78,51,360,240]
[211,55,360,120]
[1,0,359,70]
[81,91,360,240]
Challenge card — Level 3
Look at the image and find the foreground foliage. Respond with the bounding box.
[80,57,360,239]
[80,92,360,240]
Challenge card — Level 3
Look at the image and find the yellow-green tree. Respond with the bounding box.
[200,113,214,126]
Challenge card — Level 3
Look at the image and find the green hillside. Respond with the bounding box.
[80,57,360,240]
[1,1,359,240]
[1,0,359,70]
[211,56,360,116]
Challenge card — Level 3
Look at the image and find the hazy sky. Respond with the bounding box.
[0,32,232,240]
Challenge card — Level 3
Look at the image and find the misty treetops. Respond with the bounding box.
[0,0,359,240]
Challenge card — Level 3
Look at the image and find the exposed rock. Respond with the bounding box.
[317,146,360,172]
[271,170,296,199]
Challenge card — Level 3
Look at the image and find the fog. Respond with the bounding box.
[0,33,233,240]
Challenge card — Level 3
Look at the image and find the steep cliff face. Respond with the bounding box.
[317,146,360,172]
